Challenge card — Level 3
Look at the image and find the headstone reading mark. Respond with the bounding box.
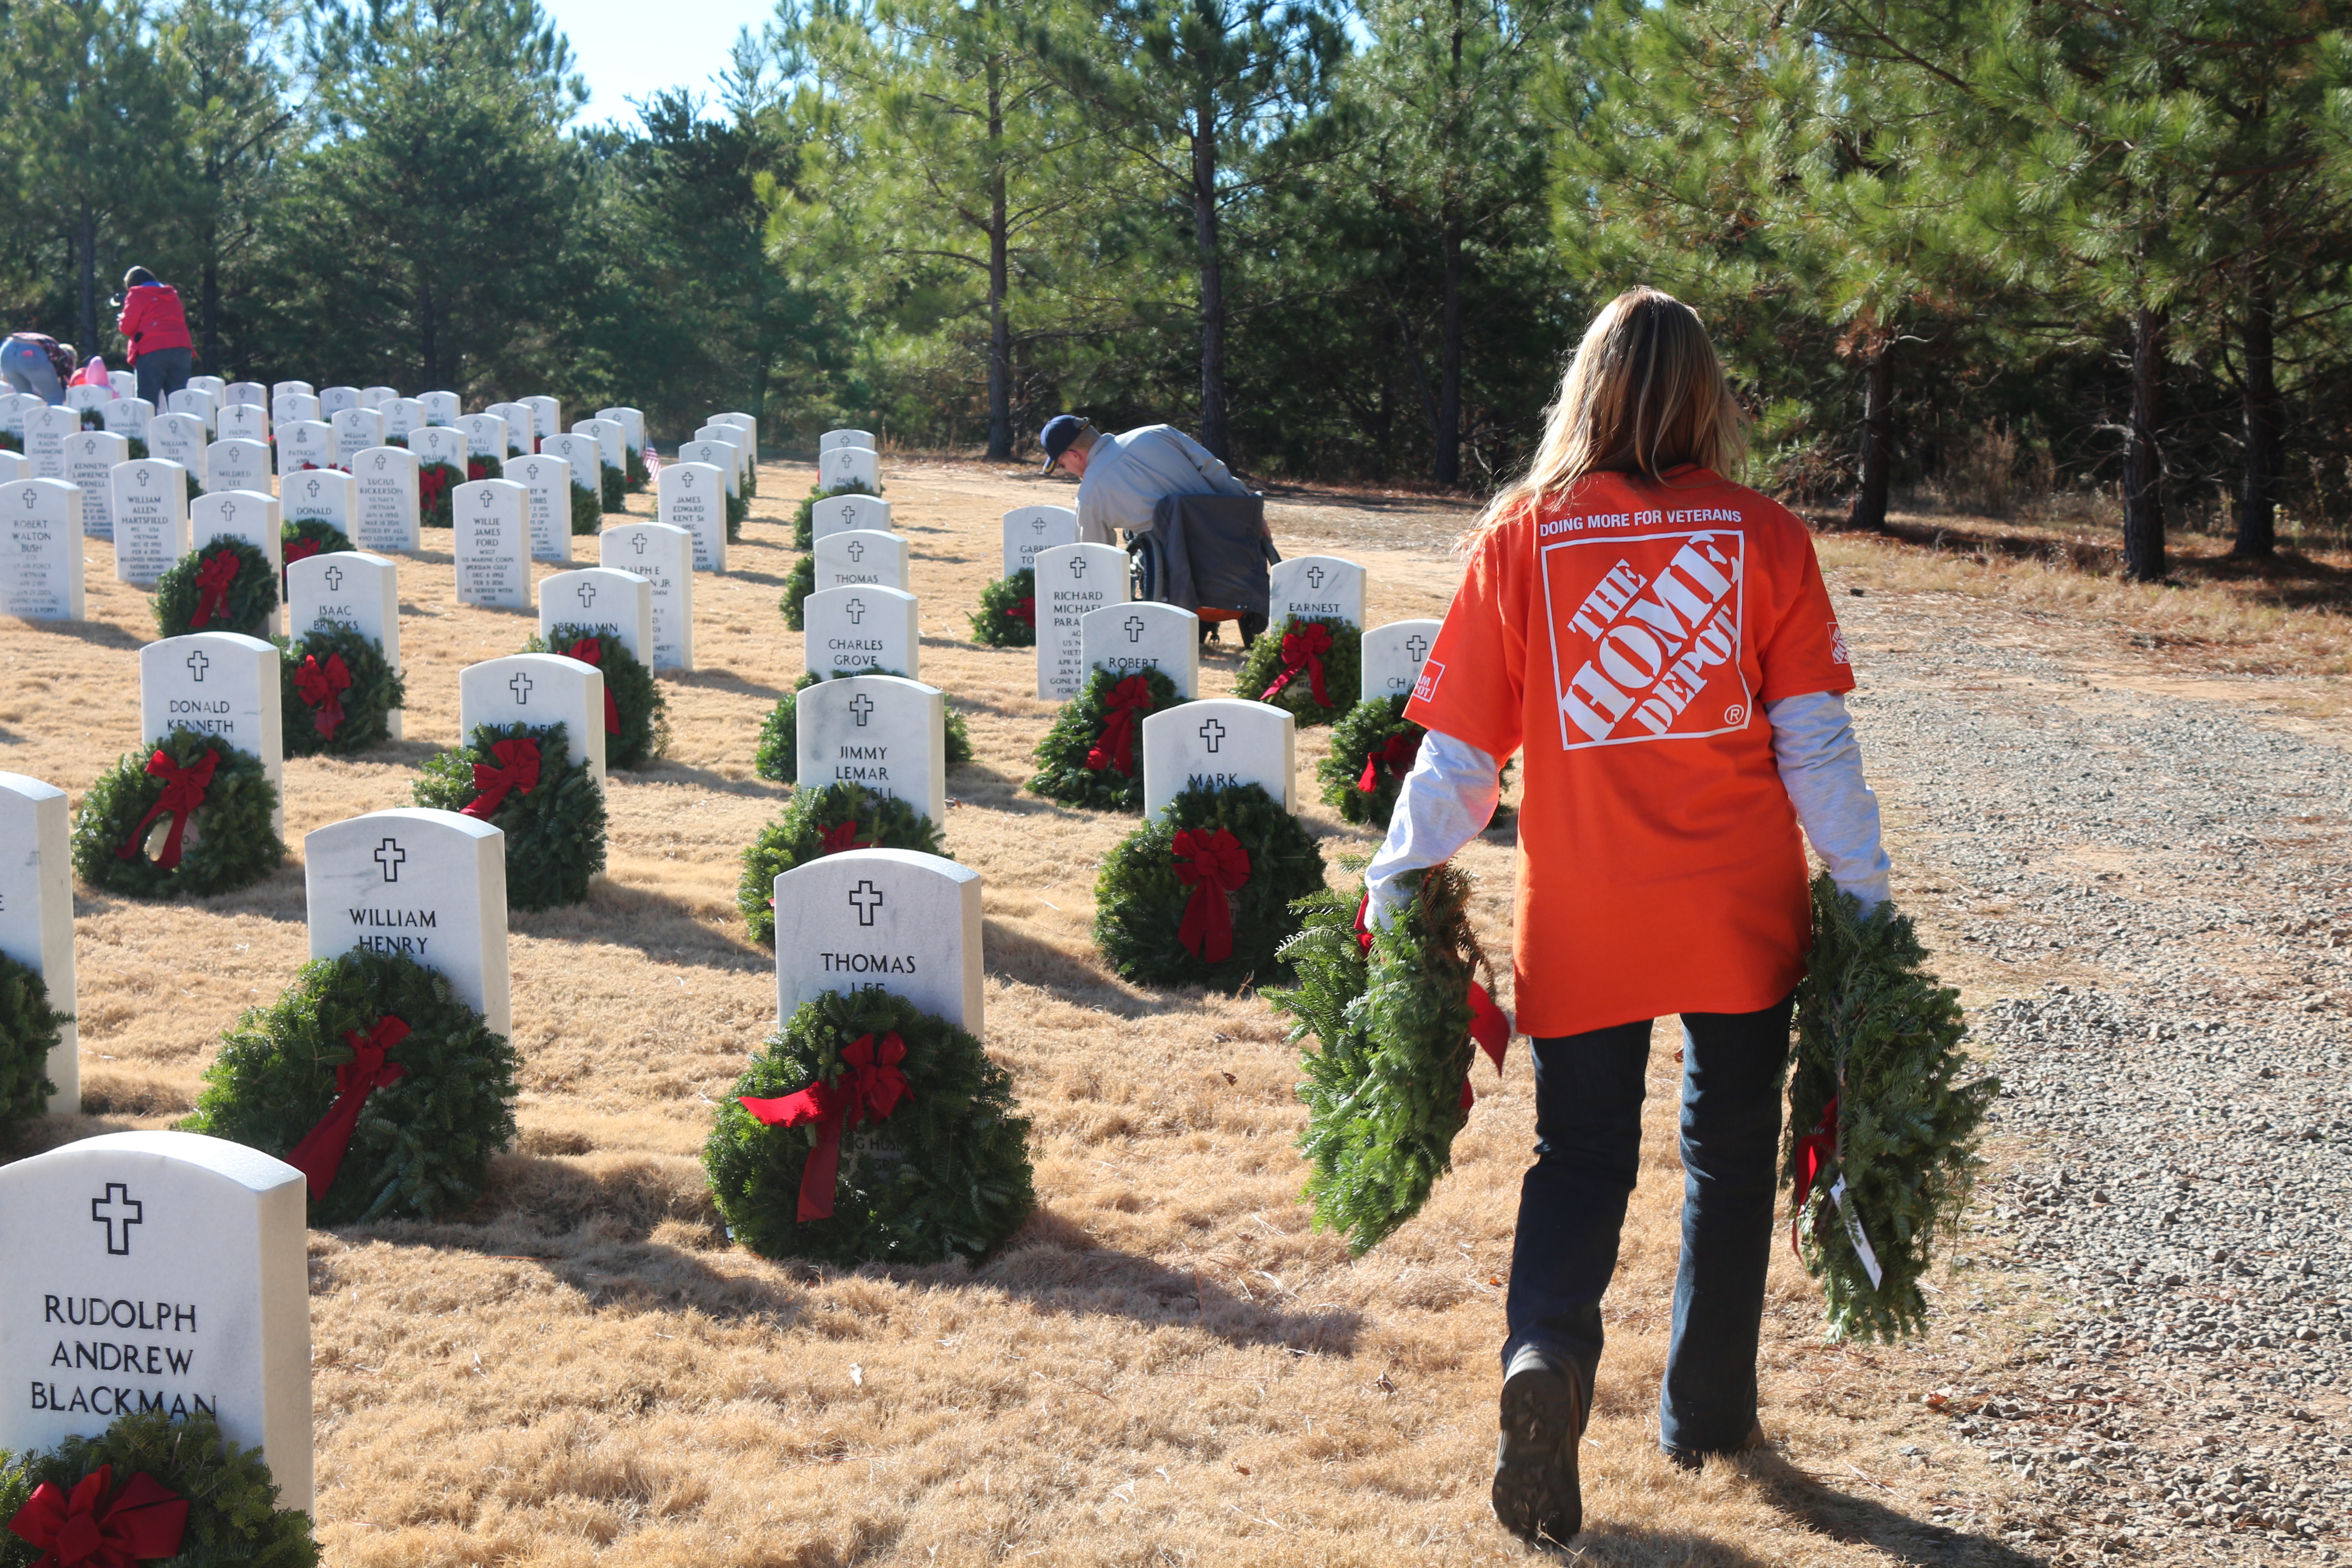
[91,1183,142,1254]
[849,880,883,926]
[1199,718,1225,752]
[1141,698,1296,817]
[374,839,406,881]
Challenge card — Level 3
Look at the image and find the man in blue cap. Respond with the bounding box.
[1039,414,1254,545]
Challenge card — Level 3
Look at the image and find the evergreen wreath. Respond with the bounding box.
[185,948,519,1225]
[0,1407,318,1568]
[78,408,103,431]
[279,623,403,758]
[735,782,950,946]
[0,951,67,1150]
[524,625,668,771]
[465,455,496,485]
[600,461,624,513]
[792,478,878,550]
[1093,781,1327,990]
[383,431,408,449]
[702,987,1034,1266]
[0,430,17,452]
[726,488,749,540]
[412,720,606,911]
[279,517,352,595]
[122,436,149,461]
[1271,863,1506,1254]
[1319,696,1421,826]
[568,478,600,535]
[624,444,648,493]
[152,537,277,640]
[1787,874,2000,1343]
[1027,665,1182,813]
[70,730,283,901]
[779,553,815,630]
[755,671,971,784]
[417,460,462,528]
[1234,615,1361,728]
[970,568,1037,647]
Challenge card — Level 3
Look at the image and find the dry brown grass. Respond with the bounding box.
[1,457,2050,1565]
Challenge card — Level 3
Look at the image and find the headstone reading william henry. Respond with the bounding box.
[771,848,982,1034]
[307,807,510,1035]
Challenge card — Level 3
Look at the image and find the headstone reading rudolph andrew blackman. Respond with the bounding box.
[771,848,981,1034]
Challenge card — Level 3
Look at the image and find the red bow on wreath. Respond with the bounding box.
[189,548,239,628]
[418,466,450,514]
[737,1031,911,1222]
[1084,675,1152,776]
[6,1463,189,1568]
[1354,892,1511,1109]
[565,637,621,734]
[1172,828,1250,963]
[284,536,320,567]
[460,736,541,819]
[114,747,218,871]
[294,652,352,740]
[284,1015,410,1200]
[1009,597,1035,627]
[815,819,873,855]
[1261,622,1333,707]
[466,457,493,483]
[1357,730,1419,794]
[1788,1094,1839,1255]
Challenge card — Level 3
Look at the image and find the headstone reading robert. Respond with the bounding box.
[452,479,529,609]
[1034,542,1129,700]
[215,403,267,446]
[0,771,76,1110]
[573,418,624,473]
[62,432,129,539]
[1268,554,1367,630]
[458,653,606,785]
[598,523,693,670]
[819,444,878,492]
[593,407,646,454]
[456,413,506,462]
[503,453,573,564]
[203,438,271,495]
[1,479,82,620]
[417,390,460,427]
[167,387,218,433]
[1081,602,1200,699]
[383,398,425,438]
[656,461,726,572]
[305,808,509,1034]
[267,393,317,428]
[1001,505,1078,577]
[0,1130,314,1511]
[222,381,264,407]
[820,428,874,453]
[811,492,890,541]
[407,426,466,474]
[24,406,77,480]
[485,403,535,455]
[1141,698,1296,818]
[330,407,384,469]
[795,675,946,825]
[319,386,360,418]
[522,396,560,442]
[541,433,598,498]
[812,529,907,593]
[803,584,919,679]
[677,440,741,499]
[111,459,190,586]
[537,567,651,663]
[287,552,402,739]
[103,397,152,444]
[1361,617,1443,702]
[274,419,334,476]
[351,446,420,551]
[140,632,284,834]
[771,848,982,1034]
[147,413,206,484]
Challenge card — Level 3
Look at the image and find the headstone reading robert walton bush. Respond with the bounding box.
[0,770,78,1110]
[770,848,982,1034]
[2,478,83,621]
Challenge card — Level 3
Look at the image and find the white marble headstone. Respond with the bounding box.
[407,426,466,474]
[0,771,76,1111]
[1001,505,1078,577]
[23,406,76,481]
[267,393,317,428]
[1361,617,1442,702]
[61,432,129,539]
[186,375,225,399]
[1034,542,1130,700]
[417,391,460,426]
[274,419,333,476]
[1140,698,1296,818]
[522,396,560,441]
[0,479,82,620]
[594,407,645,453]
[166,387,218,432]
[804,584,919,679]
[360,386,398,411]
[0,394,38,439]
[103,397,152,442]
[270,380,313,399]
[808,492,887,542]
[1269,554,1367,630]
[538,567,651,664]
[215,403,268,446]
[690,426,747,482]
[820,429,873,453]
[772,848,981,1034]
[541,433,598,498]
[351,446,420,551]
[139,632,283,833]
[796,674,946,824]
[572,418,624,472]
[819,445,878,491]
[191,490,283,570]
[383,398,425,438]
[203,438,271,495]
[64,386,110,414]
[223,381,265,407]
[0,451,24,483]
[485,403,534,454]
[319,386,360,418]
[456,413,507,461]
[452,479,529,608]
[106,370,134,402]
[280,467,356,535]
[812,529,907,593]
[458,653,606,784]
[656,461,726,572]
[330,407,384,468]
[503,454,574,564]
[1081,601,1200,699]
[286,550,401,739]
[677,439,740,496]
[111,459,190,586]
[306,808,509,1035]
[597,523,692,670]
[147,413,206,483]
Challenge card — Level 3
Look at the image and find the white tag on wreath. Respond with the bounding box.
[1829,1176,1884,1290]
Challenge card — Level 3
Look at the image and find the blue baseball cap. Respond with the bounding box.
[1039,414,1088,473]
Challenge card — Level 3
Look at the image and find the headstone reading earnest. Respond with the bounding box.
[452,479,529,608]
[1034,542,1130,700]
[2,479,83,620]
[771,848,981,1034]
[1140,697,1296,818]
[502,453,574,564]
[537,567,651,664]
[1001,505,1078,577]
[795,674,947,824]
[1361,617,1444,702]
[305,808,510,1035]
[287,551,402,740]
[811,492,891,540]
[139,632,284,835]
[458,652,606,786]
[351,446,420,552]
[819,444,878,492]
[655,461,726,572]
[811,529,908,593]
[110,459,190,586]
[0,770,78,1110]
[1268,553,1367,630]
[597,523,693,670]
[803,584,919,679]
[1080,601,1200,699]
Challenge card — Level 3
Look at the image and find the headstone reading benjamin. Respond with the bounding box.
[23,406,77,481]
[811,529,908,593]
[771,848,982,1034]
[502,453,574,564]
[537,567,651,663]
[819,444,878,492]
[305,807,510,1034]
[794,675,946,825]
[655,461,726,572]
[451,479,529,609]
[458,653,607,786]
[0,770,77,1111]
[1141,698,1296,819]
[1033,542,1129,700]
[287,552,402,740]
[1268,554,1367,630]
[202,438,271,495]
[810,491,891,541]
[597,523,693,670]
[1080,601,1200,699]
[111,459,190,587]
[803,584,919,680]
[330,407,384,469]
[351,446,420,552]
[1361,617,1443,702]
[1001,504,1078,577]
[147,413,207,484]
[139,632,284,835]
[61,431,129,539]
[1,479,82,620]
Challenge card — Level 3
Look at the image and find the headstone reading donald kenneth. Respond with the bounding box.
[1034,542,1129,700]
[140,632,284,835]
[281,467,356,537]
[111,459,190,586]
[502,453,573,564]
[287,551,402,739]
[1140,697,1295,819]
[656,461,726,572]
[215,403,267,446]
[203,438,271,496]
[61,431,129,539]
[452,479,529,609]
[0,1130,314,1511]
[1361,618,1443,702]
[3,479,83,620]
[796,674,946,824]
[306,808,510,1036]
[330,407,384,469]
[819,444,878,492]
[1081,601,1200,699]
[1001,505,1078,577]
[597,523,692,670]
[352,446,420,551]
[147,413,206,484]
[0,770,78,1111]
[811,492,890,541]
[771,848,981,1034]
[458,652,606,786]
[538,567,651,664]
[1268,554,1367,630]
[812,529,907,593]
[804,584,918,679]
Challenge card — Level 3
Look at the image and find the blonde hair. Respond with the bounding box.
[1472,287,1748,541]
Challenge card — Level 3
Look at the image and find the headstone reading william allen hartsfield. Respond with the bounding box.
[1268,554,1367,630]
[811,529,908,593]
[305,807,510,1036]
[458,652,607,786]
[656,461,726,572]
[0,1129,314,1511]
[538,567,651,664]
[1001,505,1078,577]
[140,632,284,836]
[1034,542,1130,701]
[351,446,420,552]
[597,523,693,671]
[110,460,189,588]
[819,445,878,492]
[502,453,573,564]
[1081,601,1200,700]
[2,479,83,620]
[796,675,946,824]
[453,479,529,609]
[803,584,919,680]
[203,438,271,496]
[147,413,206,485]
[281,467,356,534]
[287,552,403,739]
[1139,697,1296,819]
[0,771,78,1110]
[1361,617,1444,702]
[811,492,890,541]
[61,431,129,539]
[771,848,981,1034]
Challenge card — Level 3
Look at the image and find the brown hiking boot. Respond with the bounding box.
[1493,1345,1584,1546]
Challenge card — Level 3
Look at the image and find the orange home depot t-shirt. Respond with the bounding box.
[1404,466,1854,1038]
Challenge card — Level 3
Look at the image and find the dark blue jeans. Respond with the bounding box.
[1503,996,1792,1454]
[134,346,190,409]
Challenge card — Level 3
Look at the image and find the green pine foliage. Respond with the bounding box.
[526,626,668,770]
[186,949,519,1225]
[1093,782,1327,990]
[970,568,1036,647]
[792,479,877,549]
[755,671,971,783]
[568,479,600,535]
[280,516,353,575]
[735,782,950,945]
[152,536,277,640]
[122,436,148,461]
[1318,696,1420,825]
[413,720,606,911]
[624,445,649,493]
[703,987,1034,1266]
[70,731,284,901]
[600,461,624,513]
[0,1408,318,1568]
[0,951,67,1149]
[419,461,462,527]
[1027,665,1181,813]
[779,553,815,630]
[1788,874,2001,1343]
[279,622,404,757]
[1234,616,1361,728]
[725,487,748,540]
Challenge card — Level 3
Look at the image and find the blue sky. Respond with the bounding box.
[543,0,770,126]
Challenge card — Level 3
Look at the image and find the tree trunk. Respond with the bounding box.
[2233,263,2278,559]
[985,66,1012,461]
[1191,103,1228,461]
[200,230,221,377]
[2122,306,2167,583]
[77,201,97,359]
[419,277,438,391]
[1848,333,1895,531]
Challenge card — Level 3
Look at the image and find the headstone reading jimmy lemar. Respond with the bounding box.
[287,551,403,739]
[1034,542,1130,701]
[1268,554,1367,630]
[110,458,190,587]
[61,431,128,539]
[771,848,982,1034]
[306,807,510,1035]
[458,652,608,785]
[812,492,890,541]
[1140,697,1296,819]
[0,1129,314,1510]
[502,453,574,564]
[803,584,919,679]
[656,461,727,572]
[2,479,83,620]
[1080,601,1200,699]
[795,674,947,824]
[352,446,421,551]
[538,567,652,663]
[597,524,692,670]
[1000,505,1078,577]
[1361,617,1444,702]
[453,479,529,609]
[812,529,908,593]
[203,438,271,496]
[140,632,284,835]
[0,770,78,1111]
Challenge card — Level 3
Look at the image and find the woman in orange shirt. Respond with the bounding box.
[1367,288,1892,1547]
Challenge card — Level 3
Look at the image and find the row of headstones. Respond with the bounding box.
[815,426,880,493]
[13,382,647,457]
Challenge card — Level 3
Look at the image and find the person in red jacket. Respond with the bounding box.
[115,266,192,407]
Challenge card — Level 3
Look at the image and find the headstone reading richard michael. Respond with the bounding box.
[770,848,982,1034]
[1140,697,1295,819]
[306,807,510,1035]
[1034,542,1129,700]
[0,770,78,1111]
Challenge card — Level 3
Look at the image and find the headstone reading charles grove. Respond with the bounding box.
[795,674,946,824]
[0,770,77,1111]
[458,652,607,786]
[1034,542,1129,700]
[1268,553,1367,630]
[140,632,284,835]
[452,479,529,609]
[538,567,651,664]
[111,459,190,586]
[306,807,510,1035]
[1080,601,1200,699]
[771,848,981,1034]
[598,523,693,670]
[811,529,908,593]
[2,479,83,620]
[1140,697,1295,818]
[1361,617,1443,702]
[1001,505,1078,577]
[803,584,919,679]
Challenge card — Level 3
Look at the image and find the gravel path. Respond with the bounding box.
[1843,586,2352,1565]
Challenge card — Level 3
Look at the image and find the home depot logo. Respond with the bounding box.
[1544,529,1749,749]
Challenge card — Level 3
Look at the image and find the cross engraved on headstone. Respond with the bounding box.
[849,694,874,727]
[838,504,853,523]
[1406,633,1429,663]
[1068,556,1086,579]
[1198,718,1225,752]
[1306,564,1326,589]
[845,540,864,561]
[324,564,344,592]
[848,880,884,926]
[1031,519,1045,534]
[509,672,533,705]
[374,838,406,882]
[373,454,387,470]
[221,499,237,520]
[576,582,597,607]
[681,471,693,487]
[305,477,321,498]
[631,534,647,554]
[136,467,148,484]
[1125,614,1146,642]
[92,1182,142,1255]
[19,488,34,508]
[479,490,493,509]
[844,598,867,624]
[186,650,210,682]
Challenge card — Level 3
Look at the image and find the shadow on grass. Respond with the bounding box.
[660,666,788,701]
[512,877,769,970]
[1735,1450,2049,1567]
[33,617,146,652]
[614,757,784,800]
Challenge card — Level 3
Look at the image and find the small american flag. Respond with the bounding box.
[644,445,661,480]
